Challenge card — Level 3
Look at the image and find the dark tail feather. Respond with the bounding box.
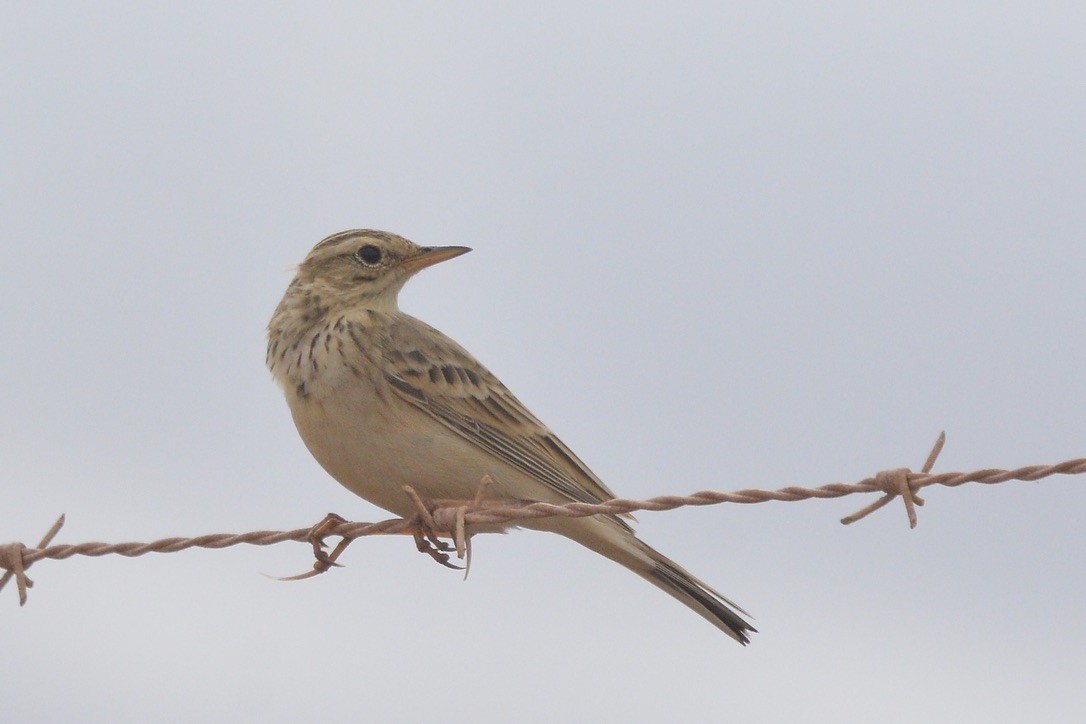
[542,517,756,644]
[646,552,756,645]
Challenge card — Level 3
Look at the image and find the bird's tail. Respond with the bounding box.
[535,517,755,644]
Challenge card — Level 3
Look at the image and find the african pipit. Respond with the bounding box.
[267,230,754,643]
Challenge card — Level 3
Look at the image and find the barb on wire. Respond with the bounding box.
[839,431,944,527]
[0,514,66,606]
[2,434,1084,605]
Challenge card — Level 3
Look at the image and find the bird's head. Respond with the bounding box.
[288,229,471,312]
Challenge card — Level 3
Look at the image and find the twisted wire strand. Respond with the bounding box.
[2,445,1083,605]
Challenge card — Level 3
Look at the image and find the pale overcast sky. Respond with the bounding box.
[2,4,1084,723]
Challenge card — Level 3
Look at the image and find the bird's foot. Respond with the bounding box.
[279,512,353,581]
[401,476,495,574]
[402,485,463,570]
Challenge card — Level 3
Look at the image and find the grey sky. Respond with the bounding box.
[2,4,1084,722]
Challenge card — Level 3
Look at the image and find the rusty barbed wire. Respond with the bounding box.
[2,433,1083,605]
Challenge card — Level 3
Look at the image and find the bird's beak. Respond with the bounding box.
[399,245,472,272]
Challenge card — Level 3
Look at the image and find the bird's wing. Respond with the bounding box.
[373,315,624,517]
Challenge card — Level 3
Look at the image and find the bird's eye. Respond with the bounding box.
[356,245,382,265]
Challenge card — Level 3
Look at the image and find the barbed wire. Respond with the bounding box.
[2,433,1083,605]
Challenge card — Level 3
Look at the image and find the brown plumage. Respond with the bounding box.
[268,230,754,643]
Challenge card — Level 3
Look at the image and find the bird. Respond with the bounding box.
[267,229,754,643]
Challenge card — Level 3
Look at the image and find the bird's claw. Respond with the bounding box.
[410,524,463,570]
[278,512,353,581]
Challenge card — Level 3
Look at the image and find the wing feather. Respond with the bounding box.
[369,316,624,521]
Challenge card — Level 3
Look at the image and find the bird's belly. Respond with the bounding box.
[288,384,532,519]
